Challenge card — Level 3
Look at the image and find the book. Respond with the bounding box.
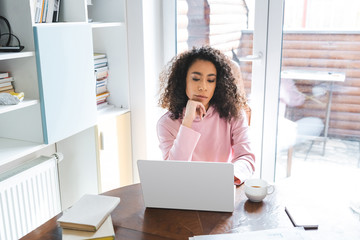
[97,99,109,105]
[96,82,107,87]
[42,0,49,23]
[0,72,9,78]
[95,67,108,80]
[96,78,108,86]
[58,194,120,232]
[0,88,15,93]
[94,53,107,60]
[96,92,110,103]
[97,99,107,105]
[34,0,42,23]
[95,63,108,69]
[39,0,46,23]
[94,58,108,65]
[96,85,108,95]
[0,77,14,84]
[62,215,115,240]
[0,85,13,92]
[94,58,108,69]
[30,0,38,23]
[97,101,108,108]
[45,0,55,23]
[0,81,13,88]
[53,0,61,22]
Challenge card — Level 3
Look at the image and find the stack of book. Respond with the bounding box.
[34,0,61,23]
[58,194,120,240]
[94,53,110,110]
[94,53,108,69]
[0,72,15,93]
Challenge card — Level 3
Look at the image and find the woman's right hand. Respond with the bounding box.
[182,100,206,128]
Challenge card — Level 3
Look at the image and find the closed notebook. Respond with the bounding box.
[62,215,115,240]
[58,194,120,232]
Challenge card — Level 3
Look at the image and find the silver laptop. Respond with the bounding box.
[137,160,235,212]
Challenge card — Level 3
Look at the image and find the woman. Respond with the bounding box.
[157,46,255,185]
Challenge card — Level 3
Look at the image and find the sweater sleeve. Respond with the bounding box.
[157,117,201,161]
[230,112,256,185]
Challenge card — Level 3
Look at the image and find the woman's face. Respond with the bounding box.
[185,59,217,110]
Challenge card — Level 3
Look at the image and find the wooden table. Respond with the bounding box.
[21,180,360,240]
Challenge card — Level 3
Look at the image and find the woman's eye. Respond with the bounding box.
[192,78,200,81]
[208,79,216,83]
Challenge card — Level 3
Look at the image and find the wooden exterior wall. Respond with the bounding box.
[240,32,360,140]
[177,0,248,56]
[177,1,360,139]
[177,0,190,52]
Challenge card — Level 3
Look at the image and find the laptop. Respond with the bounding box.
[137,160,235,212]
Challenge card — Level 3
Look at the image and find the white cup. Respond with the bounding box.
[244,178,275,202]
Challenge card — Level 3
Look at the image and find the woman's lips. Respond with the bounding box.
[194,95,207,99]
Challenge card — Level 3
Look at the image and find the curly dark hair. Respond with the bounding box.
[159,46,247,121]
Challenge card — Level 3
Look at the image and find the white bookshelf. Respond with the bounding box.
[88,0,133,190]
[0,0,101,163]
[0,0,43,167]
[0,51,35,61]
[89,0,130,112]
[0,2,132,236]
[0,99,39,114]
[0,0,132,186]
[91,22,124,28]
[0,138,47,168]
[97,106,130,119]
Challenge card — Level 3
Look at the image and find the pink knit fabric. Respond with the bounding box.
[157,106,255,184]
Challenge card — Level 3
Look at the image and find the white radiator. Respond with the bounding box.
[0,154,62,240]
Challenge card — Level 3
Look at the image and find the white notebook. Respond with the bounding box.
[62,215,115,240]
[58,194,120,232]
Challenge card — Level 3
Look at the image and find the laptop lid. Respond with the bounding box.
[137,160,235,212]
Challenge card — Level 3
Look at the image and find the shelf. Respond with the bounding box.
[0,99,40,114]
[0,51,35,61]
[97,106,129,120]
[0,138,47,168]
[91,22,124,28]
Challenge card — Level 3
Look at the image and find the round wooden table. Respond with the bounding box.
[21,183,291,240]
[98,183,292,239]
[22,180,360,239]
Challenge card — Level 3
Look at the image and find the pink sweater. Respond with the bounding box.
[157,106,255,184]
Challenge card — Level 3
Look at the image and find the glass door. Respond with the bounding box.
[169,0,360,205]
[174,0,277,178]
[267,0,360,192]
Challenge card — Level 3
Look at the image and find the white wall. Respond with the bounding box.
[127,0,169,182]
[143,0,168,162]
